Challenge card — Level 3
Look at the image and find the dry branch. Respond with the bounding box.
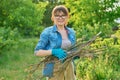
[28,32,104,79]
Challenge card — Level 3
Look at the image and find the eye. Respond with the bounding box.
[54,15,66,19]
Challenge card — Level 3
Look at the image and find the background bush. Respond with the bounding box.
[0,0,120,79]
[0,0,47,52]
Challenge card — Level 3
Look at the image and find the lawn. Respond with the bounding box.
[0,38,43,80]
[0,38,120,80]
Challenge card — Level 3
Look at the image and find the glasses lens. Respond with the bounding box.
[54,15,66,19]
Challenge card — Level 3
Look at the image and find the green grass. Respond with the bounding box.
[0,38,42,80]
[0,38,120,80]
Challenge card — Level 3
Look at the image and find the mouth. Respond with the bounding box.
[57,21,64,24]
[58,20,64,22]
[58,21,64,22]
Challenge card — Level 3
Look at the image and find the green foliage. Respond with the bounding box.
[0,0,47,36]
[64,0,120,39]
[0,27,20,54]
[0,38,40,80]
[0,37,120,79]
[0,0,120,79]
[0,0,47,52]
[72,22,113,40]
[76,31,120,80]
[66,0,120,24]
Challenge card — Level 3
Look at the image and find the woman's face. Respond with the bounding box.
[53,11,68,27]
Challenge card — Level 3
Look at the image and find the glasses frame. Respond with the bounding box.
[54,15,66,19]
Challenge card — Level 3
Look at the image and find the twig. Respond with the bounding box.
[28,32,103,79]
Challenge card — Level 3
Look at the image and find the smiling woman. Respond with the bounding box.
[51,5,69,28]
[34,5,76,80]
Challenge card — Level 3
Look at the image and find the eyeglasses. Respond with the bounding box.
[54,15,66,19]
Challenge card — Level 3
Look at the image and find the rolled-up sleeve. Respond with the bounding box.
[34,29,49,54]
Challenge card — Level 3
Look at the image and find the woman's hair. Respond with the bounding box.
[51,5,69,25]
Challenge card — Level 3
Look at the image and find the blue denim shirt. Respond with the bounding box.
[34,25,76,53]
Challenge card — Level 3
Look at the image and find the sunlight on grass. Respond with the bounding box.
[0,38,120,80]
[0,38,42,80]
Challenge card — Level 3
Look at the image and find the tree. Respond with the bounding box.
[64,0,120,39]
[0,0,47,52]
[0,0,47,36]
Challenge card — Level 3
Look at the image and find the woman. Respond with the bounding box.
[34,5,76,80]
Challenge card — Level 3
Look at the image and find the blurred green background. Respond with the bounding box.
[0,0,120,80]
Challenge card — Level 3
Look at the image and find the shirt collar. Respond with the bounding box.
[53,24,70,34]
[53,25,58,32]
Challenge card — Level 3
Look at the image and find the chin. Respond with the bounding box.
[58,23,65,26]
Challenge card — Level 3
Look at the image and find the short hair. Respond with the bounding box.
[51,5,69,25]
[52,5,69,16]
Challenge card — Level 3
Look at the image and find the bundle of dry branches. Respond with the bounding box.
[28,31,104,79]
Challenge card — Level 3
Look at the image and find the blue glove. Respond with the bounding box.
[52,48,67,60]
[43,62,54,77]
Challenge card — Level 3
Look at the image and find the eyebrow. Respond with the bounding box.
[54,9,67,15]
[54,11,67,15]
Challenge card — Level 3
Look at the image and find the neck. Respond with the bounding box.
[57,25,65,31]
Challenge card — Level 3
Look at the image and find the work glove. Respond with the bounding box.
[52,48,67,60]
[43,62,54,77]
